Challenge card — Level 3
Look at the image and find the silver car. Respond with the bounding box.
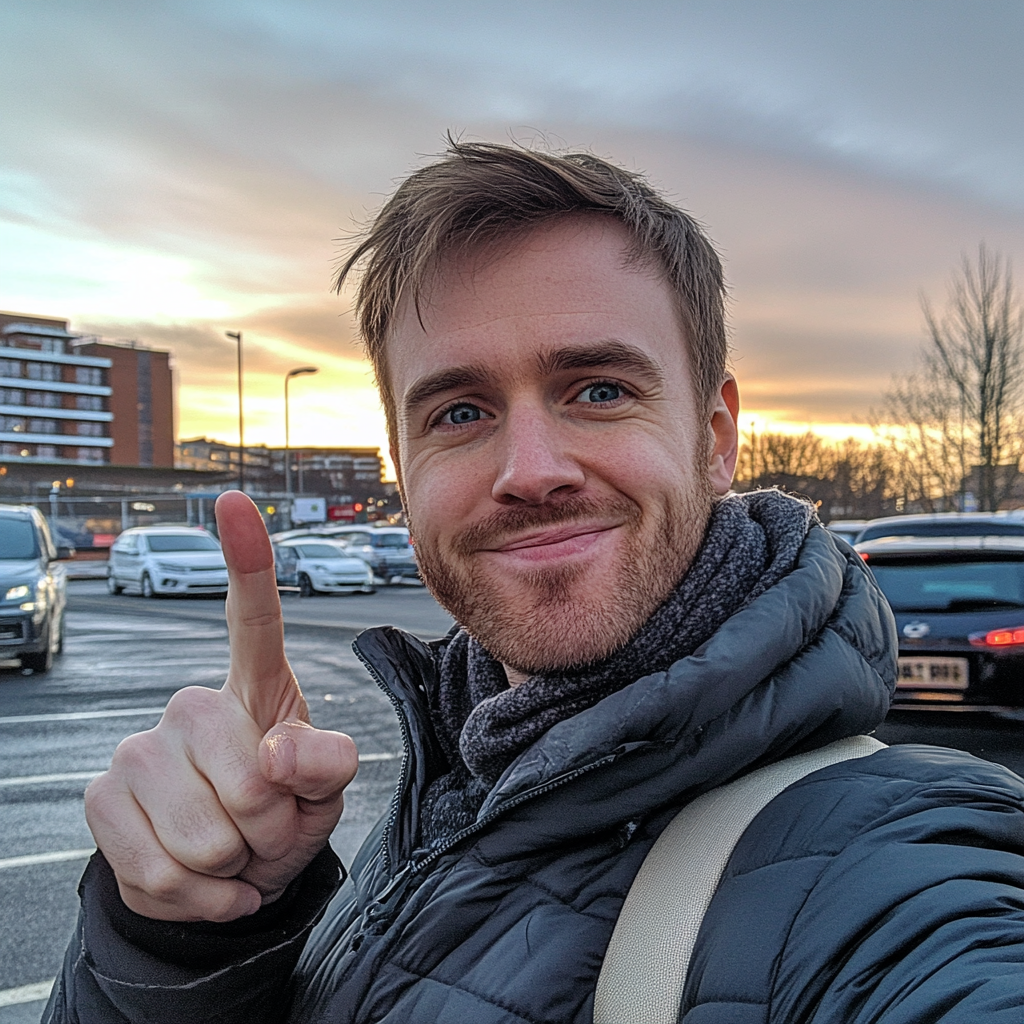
[274,538,376,596]
[107,527,228,597]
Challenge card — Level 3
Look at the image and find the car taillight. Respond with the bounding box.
[969,626,1024,647]
[859,552,869,561]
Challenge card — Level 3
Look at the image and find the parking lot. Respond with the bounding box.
[0,580,1021,1020]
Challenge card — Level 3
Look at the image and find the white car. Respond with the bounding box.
[107,527,228,597]
[274,538,376,596]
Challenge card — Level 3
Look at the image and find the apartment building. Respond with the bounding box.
[176,438,386,497]
[0,312,174,467]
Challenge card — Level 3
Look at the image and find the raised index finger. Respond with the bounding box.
[216,491,305,732]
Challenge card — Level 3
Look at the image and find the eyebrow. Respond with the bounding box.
[402,339,666,413]
[403,365,494,412]
[536,340,666,386]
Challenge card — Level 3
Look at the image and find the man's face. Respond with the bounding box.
[389,216,739,674]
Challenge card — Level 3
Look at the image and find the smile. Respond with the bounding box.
[485,523,621,564]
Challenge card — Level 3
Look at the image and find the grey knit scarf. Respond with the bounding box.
[420,489,816,847]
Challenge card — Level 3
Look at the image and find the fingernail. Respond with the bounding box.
[265,731,297,782]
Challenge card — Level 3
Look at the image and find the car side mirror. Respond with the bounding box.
[55,546,75,561]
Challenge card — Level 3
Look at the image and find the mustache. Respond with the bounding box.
[450,494,640,557]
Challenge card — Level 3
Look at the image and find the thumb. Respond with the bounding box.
[259,721,359,802]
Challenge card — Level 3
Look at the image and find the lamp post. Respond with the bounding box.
[225,331,244,492]
[284,366,318,497]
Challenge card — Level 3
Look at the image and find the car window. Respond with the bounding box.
[296,544,346,559]
[0,517,38,559]
[145,534,222,552]
[372,533,409,548]
[858,521,1024,543]
[868,557,1024,612]
[333,533,367,546]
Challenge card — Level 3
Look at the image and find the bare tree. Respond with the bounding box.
[734,430,898,521]
[882,245,1024,512]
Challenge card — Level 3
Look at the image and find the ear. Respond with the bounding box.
[707,375,740,495]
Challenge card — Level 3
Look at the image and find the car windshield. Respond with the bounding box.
[858,521,1024,542]
[868,558,1024,612]
[0,517,38,559]
[372,533,409,548]
[146,534,221,552]
[297,544,346,559]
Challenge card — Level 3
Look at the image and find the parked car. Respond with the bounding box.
[858,534,1024,711]
[107,526,228,597]
[326,526,420,584]
[0,503,69,672]
[825,520,868,546]
[272,538,375,596]
[854,511,1024,545]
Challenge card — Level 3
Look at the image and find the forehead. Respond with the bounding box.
[387,217,690,398]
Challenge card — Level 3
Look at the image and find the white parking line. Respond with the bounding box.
[0,758,395,786]
[0,707,165,725]
[0,979,54,1007]
[0,849,94,871]
[0,771,104,787]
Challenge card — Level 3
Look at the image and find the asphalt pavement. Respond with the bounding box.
[0,581,1022,1020]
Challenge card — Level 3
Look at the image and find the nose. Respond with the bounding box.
[491,403,585,505]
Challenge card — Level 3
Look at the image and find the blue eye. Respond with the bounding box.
[444,404,481,425]
[577,382,622,404]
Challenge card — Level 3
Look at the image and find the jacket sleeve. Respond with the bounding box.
[683,745,1024,1024]
[42,845,344,1024]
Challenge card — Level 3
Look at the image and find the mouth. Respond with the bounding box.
[482,522,622,564]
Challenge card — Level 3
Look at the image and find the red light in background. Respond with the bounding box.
[354,503,363,512]
[970,626,1024,647]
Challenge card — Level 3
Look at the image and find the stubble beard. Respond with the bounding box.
[413,475,716,674]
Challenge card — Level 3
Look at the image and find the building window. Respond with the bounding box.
[40,339,65,354]
[0,416,26,432]
[27,362,61,382]
[76,366,103,386]
[29,419,59,434]
[0,359,22,379]
[76,421,104,436]
[36,445,57,459]
[0,442,24,456]
[77,446,105,463]
[75,394,104,411]
[28,390,61,408]
[0,388,24,405]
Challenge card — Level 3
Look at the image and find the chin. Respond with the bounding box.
[424,554,660,673]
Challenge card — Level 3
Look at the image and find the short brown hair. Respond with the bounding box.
[334,140,728,444]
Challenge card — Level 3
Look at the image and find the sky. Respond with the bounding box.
[3,0,1024,479]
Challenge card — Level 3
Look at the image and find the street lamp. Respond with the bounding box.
[225,331,244,492]
[284,366,318,497]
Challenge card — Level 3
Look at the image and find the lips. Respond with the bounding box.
[492,523,615,552]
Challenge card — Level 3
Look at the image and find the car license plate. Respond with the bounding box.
[896,656,968,690]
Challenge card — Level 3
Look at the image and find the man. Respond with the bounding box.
[48,143,1024,1023]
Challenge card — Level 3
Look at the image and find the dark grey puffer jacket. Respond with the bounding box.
[46,527,1024,1023]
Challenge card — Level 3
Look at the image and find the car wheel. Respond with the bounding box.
[360,585,377,595]
[55,613,65,655]
[107,573,123,595]
[141,572,156,598]
[298,573,315,597]
[21,625,54,674]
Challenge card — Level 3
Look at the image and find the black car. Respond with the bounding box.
[0,504,70,673]
[858,535,1024,710]
[854,512,1024,545]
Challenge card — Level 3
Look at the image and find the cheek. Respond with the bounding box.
[402,450,491,544]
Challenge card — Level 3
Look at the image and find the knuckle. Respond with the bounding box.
[141,859,189,904]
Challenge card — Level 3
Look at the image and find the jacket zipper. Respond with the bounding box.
[365,752,620,924]
[352,642,412,874]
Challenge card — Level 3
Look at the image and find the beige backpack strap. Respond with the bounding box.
[593,735,886,1024]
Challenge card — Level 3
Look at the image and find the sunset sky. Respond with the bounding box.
[3,1,1023,479]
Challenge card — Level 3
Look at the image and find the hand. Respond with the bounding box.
[85,492,359,922]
